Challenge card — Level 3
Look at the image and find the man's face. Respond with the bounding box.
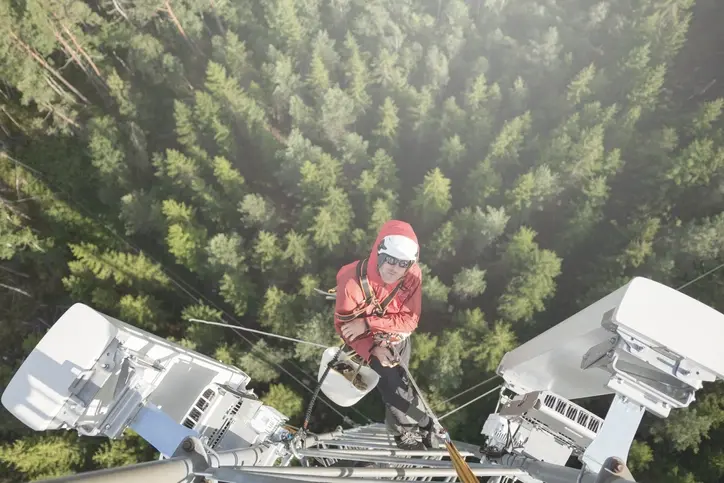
[379,255,411,284]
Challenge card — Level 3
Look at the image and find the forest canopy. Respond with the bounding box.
[1,0,723,482]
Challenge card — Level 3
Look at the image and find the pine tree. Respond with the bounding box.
[452,266,487,300]
[238,340,285,384]
[263,0,305,53]
[218,273,254,317]
[424,330,464,393]
[427,220,458,264]
[118,294,163,331]
[411,168,452,229]
[207,233,245,271]
[372,97,399,147]
[506,165,562,220]
[181,304,225,351]
[212,156,246,205]
[259,286,296,335]
[239,193,279,230]
[320,87,357,145]
[307,50,330,96]
[294,310,337,363]
[65,243,170,289]
[498,227,562,323]
[262,46,302,122]
[309,188,354,252]
[343,32,371,113]
[262,384,304,419]
[0,435,82,480]
[439,135,466,169]
[283,230,311,270]
[419,263,450,312]
[161,200,208,273]
[254,231,283,273]
[473,322,518,372]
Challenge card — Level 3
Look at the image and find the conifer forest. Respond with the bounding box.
[1,0,724,481]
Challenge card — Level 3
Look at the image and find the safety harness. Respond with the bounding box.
[306,258,477,482]
[333,257,406,323]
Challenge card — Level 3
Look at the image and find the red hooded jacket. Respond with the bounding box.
[333,220,422,361]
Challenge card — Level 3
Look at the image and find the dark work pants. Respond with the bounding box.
[368,338,431,435]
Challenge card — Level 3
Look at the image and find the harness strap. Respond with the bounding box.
[335,258,406,323]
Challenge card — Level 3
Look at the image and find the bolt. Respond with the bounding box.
[102,364,109,369]
[104,424,111,430]
[613,462,624,473]
[182,438,194,452]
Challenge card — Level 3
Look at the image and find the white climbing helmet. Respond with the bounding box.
[378,234,418,261]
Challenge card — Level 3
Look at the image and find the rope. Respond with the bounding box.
[302,343,345,431]
[445,440,479,483]
[440,375,500,404]
[188,318,329,349]
[440,385,503,420]
[395,357,478,483]
[677,261,724,291]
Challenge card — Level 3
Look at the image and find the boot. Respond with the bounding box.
[394,432,426,451]
[419,420,441,450]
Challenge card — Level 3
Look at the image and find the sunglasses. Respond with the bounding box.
[380,254,413,268]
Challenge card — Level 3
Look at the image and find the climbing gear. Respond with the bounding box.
[392,350,477,481]
[394,432,426,451]
[303,342,346,432]
[445,435,478,483]
[318,346,380,407]
[373,331,405,348]
[420,420,441,449]
[334,258,405,322]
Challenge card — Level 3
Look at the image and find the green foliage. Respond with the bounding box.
[452,266,487,300]
[419,263,450,312]
[649,390,724,453]
[260,286,296,335]
[66,244,170,289]
[254,231,283,272]
[627,440,654,473]
[0,435,82,480]
[283,230,311,270]
[92,431,155,469]
[118,294,162,331]
[498,228,562,323]
[1,0,722,479]
[294,311,337,363]
[239,193,278,229]
[412,168,452,229]
[410,332,438,372]
[219,272,254,317]
[238,340,286,383]
[207,233,246,271]
[473,322,518,372]
[423,330,464,393]
[161,200,208,272]
[372,97,399,145]
[262,384,304,420]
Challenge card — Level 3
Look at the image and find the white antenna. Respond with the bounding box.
[482,277,724,478]
[3,277,722,483]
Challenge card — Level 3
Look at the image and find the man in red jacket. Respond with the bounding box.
[333,220,436,450]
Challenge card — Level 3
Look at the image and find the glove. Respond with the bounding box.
[371,345,399,367]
